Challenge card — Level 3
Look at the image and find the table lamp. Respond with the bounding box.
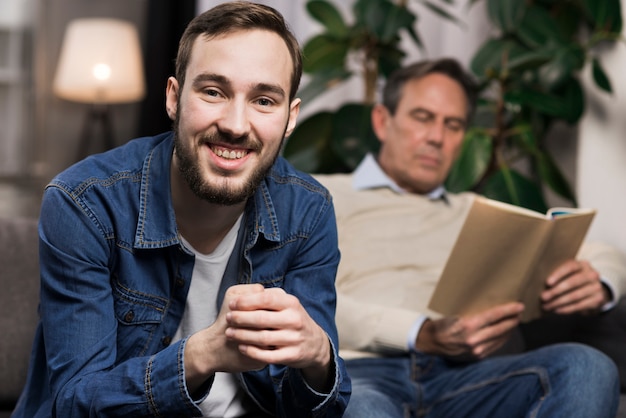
[53,18,146,159]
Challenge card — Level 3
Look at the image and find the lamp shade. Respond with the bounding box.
[53,18,146,104]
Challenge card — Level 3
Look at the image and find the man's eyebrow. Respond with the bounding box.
[253,83,286,99]
[191,73,285,98]
[192,73,230,89]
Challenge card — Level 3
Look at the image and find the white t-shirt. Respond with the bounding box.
[173,216,252,418]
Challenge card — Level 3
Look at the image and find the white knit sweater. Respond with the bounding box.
[316,173,626,360]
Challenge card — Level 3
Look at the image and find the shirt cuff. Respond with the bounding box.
[600,277,617,312]
[407,314,428,352]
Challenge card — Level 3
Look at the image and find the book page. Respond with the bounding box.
[428,196,595,321]
[519,210,596,321]
[476,196,546,219]
[428,196,550,318]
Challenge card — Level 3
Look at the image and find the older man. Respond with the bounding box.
[316,58,626,418]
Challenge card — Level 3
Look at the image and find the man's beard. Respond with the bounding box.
[173,120,284,206]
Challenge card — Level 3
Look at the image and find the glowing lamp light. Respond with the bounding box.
[52,18,146,159]
[92,63,112,81]
[53,18,145,104]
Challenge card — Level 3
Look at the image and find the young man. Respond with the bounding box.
[315,58,626,417]
[13,3,350,417]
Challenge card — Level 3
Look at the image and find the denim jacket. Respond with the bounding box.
[13,132,350,417]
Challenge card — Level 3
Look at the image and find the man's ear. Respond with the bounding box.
[284,98,301,137]
[371,103,390,144]
[165,77,179,121]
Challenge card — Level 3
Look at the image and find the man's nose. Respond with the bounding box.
[427,121,445,145]
[217,99,250,139]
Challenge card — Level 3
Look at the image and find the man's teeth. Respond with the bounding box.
[213,147,247,160]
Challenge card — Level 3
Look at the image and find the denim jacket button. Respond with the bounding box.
[175,277,185,288]
[124,310,135,322]
[162,335,172,346]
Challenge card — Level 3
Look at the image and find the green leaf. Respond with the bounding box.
[297,68,352,106]
[581,0,622,33]
[544,2,582,40]
[378,43,406,78]
[470,99,500,129]
[592,57,613,93]
[504,79,584,124]
[381,6,416,43]
[404,23,423,51]
[535,151,577,205]
[470,38,529,79]
[506,48,553,73]
[537,44,585,91]
[283,112,344,173]
[306,0,349,37]
[515,4,567,48]
[353,0,416,43]
[330,103,379,170]
[302,34,350,73]
[505,88,563,119]
[508,123,539,154]
[557,78,585,124]
[487,0,525,32]
[482,169,548,212]
[446,128,493,192]
[420,1,465,28]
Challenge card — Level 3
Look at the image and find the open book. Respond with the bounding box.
[427,196,596,322]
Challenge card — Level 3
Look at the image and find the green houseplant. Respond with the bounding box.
[284,0,622,211]
[283,0,459,173]
[447,0,622,211]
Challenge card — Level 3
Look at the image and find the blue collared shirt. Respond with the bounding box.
[353,153,446,200]
[13,132,350,417]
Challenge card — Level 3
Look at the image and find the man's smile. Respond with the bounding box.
[210,145,249,160]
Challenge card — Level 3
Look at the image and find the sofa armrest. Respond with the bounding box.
[0,217,40,408]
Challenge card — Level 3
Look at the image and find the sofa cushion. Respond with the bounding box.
[0,217,39,407]
[521,297,626,392]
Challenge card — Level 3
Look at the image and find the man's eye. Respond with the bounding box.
[413,111,432,123]
[446,121,465,132]
[204,88,221,97]
[257,98,273,106]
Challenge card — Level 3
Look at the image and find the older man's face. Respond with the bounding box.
[374,73,468,195]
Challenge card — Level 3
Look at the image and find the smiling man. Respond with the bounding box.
[13,3,350,417]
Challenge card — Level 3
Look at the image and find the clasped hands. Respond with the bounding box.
[185,284,332,393]
[416,258,610,361]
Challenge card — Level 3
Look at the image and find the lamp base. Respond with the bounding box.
[76,104,115,161]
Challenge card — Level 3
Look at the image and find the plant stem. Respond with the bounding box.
[363,38,379,104]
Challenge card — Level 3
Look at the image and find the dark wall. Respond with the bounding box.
[138,0,196,138]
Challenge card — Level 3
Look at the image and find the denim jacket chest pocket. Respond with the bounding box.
[244,237,294,288]
[112,277,169,359]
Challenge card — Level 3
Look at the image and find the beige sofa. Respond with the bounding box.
[1,215,625,416]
